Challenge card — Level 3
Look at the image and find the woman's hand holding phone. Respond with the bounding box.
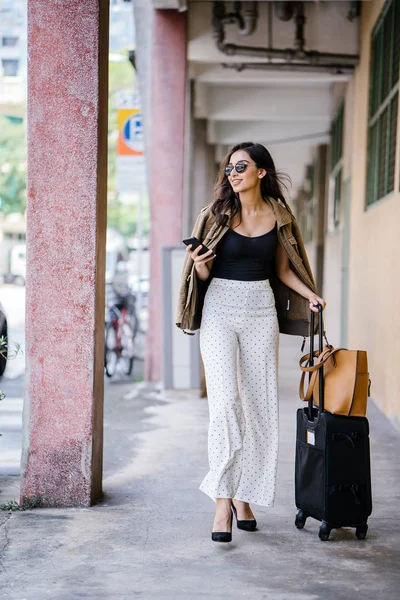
[184,238,215,281]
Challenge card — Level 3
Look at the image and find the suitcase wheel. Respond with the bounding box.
[294,509,308,529]
[318,521,331,541]
[355,522,368,540]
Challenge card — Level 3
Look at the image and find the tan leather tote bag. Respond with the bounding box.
[299,345,371,417]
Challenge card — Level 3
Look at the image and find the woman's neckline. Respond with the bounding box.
[229,220,277,239]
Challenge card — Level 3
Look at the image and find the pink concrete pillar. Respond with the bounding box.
[146,11,187,381]
[21,0,109,507]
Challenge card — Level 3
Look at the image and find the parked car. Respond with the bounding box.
[0,301,8,377]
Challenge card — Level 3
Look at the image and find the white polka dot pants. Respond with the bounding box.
[199,277,279,507]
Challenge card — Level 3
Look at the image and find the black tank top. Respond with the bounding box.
[210,222,278,281]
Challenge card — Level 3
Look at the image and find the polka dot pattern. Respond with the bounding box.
[199,278,279,508]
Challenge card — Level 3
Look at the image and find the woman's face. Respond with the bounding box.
[225,150,266,194]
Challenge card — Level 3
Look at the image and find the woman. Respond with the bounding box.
[176,142,326,543]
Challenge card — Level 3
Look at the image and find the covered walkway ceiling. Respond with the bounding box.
[142,0,363,197]
[185,0,360,198]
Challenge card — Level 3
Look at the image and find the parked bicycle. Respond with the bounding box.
[104,287,144,378]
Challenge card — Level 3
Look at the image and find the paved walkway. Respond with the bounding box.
[1,336,400,599]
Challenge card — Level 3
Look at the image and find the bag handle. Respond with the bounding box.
[300,369,316,402]
[300,346,345,403]
[299,346,343,373]
[299,363,323,403]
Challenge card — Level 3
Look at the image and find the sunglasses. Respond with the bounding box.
[224,161,249,176]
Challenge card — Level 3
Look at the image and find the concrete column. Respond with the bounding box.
[189,118,217,229]
[21,0,109,507]
[146,11,187,381]
[314,144,328,293]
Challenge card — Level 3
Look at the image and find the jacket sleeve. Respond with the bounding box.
[291,217,317,291]
[175,209,207,327]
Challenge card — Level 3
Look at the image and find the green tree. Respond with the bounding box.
[107,195,150,238]
[0,115,27,215]
[0,53,150,236]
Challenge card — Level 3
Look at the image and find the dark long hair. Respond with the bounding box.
[211,142,291,226]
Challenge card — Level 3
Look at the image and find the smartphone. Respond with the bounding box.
[182,236,214,257]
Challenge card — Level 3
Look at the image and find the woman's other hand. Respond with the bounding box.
[308,293,326,313]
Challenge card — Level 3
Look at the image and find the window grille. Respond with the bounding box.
[366,0,400,206]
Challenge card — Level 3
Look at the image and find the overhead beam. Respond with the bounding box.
[191,63,351,86]
[200,84,331,121]
[210,120,330,146]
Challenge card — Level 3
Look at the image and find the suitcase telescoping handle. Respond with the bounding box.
[308,303,324,421]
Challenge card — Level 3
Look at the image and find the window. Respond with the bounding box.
[1,59,19,77]
[4,232,26,241]
[330,101,344,229]
[2,36,18,47]
[366,0,400,206]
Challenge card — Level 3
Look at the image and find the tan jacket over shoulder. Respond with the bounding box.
[176,197,318,337]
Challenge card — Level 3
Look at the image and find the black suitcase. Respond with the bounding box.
[294,305,372,541]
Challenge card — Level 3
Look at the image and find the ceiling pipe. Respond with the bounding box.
[222,62,355,75]
[274,1,297,22]
[294,3,305,53]
[240,1,258,36]
[215,1,258,36]
[347,1,361,22]
[212,1,359,71]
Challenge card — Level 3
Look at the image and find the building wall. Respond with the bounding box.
[303,144,327,297]
[182,85,217,237]
[0,0,27,106]
[348,0,400,426]
[322,231,342,347]
[323,80,355,347]
[187,116,217,231]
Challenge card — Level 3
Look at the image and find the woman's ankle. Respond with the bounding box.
[216,497,232,511]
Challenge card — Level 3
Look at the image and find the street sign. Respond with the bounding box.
[117,108,144,156]
[116,90,140,109]
[116,155,146,194]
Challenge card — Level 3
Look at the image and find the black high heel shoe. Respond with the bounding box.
[232,502,257,531]
[211,509,233,543]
